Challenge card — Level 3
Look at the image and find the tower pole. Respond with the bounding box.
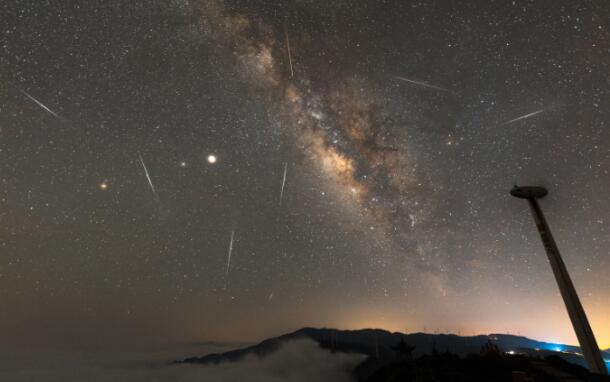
[511,186,607,374]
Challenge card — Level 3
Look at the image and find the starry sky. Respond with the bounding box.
[1,0,609,351]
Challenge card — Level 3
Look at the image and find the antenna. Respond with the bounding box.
[511,185,607,375]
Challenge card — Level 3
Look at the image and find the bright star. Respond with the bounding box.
[207,155,217,164]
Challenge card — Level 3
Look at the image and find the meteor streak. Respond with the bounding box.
[285,27,294,78]
[279,162,288,206]
[224,228,235,288]
[137,152,156,195]
[501,108,547,125]
[20,90,61,119]
[394,76,449,92]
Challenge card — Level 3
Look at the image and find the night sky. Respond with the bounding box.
[1,0,609,351]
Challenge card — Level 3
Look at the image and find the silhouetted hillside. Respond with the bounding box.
[364,352,610,382]
[176,328,610,381]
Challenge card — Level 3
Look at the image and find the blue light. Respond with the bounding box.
[539,343,565,352]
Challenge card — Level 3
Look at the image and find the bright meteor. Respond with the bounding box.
[224,227,235,289]
[501,108,548,125]
[279,162,288,206]
[394,76,449,93]
[20,90,61,119]
[285,27,294,78]
[137,152,156,195]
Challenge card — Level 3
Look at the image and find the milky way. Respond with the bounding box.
[194,0,444,289]
[1,0,609,350]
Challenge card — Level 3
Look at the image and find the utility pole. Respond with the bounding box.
[511,185,607,375]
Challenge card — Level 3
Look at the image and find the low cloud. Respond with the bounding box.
[0,339,364,382]
[196,339,364,382]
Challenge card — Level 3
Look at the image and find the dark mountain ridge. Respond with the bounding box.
[175,328,610,381]
[177,327,609,366]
